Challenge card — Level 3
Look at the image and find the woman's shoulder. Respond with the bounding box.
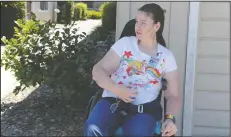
[110,36,136,57]
[114,36,136,48]
[158,44,175,57]
[118,36,136,43]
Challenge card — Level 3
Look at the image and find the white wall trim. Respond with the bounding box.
[182,2,200,136]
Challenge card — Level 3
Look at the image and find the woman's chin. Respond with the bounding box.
[136,35,142,40]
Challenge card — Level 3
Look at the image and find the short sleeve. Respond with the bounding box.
[163,51,178,74]
[110,37,127,58]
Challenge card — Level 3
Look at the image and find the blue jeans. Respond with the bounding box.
[84,98,157,136]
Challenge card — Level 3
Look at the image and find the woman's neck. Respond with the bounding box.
[137,38,159,57]
[138,38,157,49]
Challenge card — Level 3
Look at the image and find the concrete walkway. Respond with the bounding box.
[1,19,102,100]
[1,46,20,100]
[56,19,102,35]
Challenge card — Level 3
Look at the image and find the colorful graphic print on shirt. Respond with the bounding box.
[113,50,166,90]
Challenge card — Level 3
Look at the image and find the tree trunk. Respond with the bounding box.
[26,1,32,19]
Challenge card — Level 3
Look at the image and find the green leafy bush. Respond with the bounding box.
[87,10,102,19]
[57,1,73,24]
[73,2,88,21]
[1,19,52,93]
[99,2,117,31]
[1,18,115,105]
[2,19,87,94]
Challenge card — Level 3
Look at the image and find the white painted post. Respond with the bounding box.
[182,2,200,136]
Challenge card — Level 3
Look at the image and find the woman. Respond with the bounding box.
[84,3,181,136]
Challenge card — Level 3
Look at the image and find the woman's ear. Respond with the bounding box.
[155,22,161,32]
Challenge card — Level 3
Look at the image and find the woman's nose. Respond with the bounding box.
[135,23,141,30]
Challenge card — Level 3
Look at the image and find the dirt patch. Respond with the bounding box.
[1,85,86,136]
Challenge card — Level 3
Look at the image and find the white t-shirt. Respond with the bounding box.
[102,36,177,105]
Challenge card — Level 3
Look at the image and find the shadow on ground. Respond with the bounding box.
[1,85,90,136]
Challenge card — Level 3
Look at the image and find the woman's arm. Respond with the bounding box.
[92,49,121,95]
[163,69,182,118]
[93,37,138,102]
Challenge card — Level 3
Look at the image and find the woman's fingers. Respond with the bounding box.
[166,129,176,136]
[162,123,170,136]
[162,122,177,136]
[124,97,135,102]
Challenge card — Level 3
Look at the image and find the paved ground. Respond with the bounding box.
[1,19,102,100]
[56,19,102,35]
[1,46,20,100]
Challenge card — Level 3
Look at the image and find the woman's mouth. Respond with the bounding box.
[136,32,142,35]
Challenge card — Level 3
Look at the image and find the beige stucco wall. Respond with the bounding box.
[31,2,57,22]
[116,2,189,136]
[192,2,230,136]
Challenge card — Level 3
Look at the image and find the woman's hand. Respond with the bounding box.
[115,85,138,103]
[161,119,177,136]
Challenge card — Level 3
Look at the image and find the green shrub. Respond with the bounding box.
[64,2,73,24]
[1,18,115,105]
[1,19,85,94]
[73,2,88,21]
[57,1,73,24]
[99,2,117,31]
[1,19,49,92]
[87,10,102,19]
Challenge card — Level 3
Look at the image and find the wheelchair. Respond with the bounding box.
[82,18,171,136]
[83,79,168,136]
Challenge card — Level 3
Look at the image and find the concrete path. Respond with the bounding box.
[1,46,20,100]
[1,19,102,100]
[56,19,102,35]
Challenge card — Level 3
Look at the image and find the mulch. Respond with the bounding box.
[1,85,87,136]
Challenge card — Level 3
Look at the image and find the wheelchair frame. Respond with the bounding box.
[83,79,168,136]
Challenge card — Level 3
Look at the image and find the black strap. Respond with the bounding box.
[103,97,163,121]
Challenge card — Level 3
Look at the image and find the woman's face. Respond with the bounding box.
[135,11,160,41]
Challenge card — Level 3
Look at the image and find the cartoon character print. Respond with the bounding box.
[145,52,165,80]
[126,60,146,76]
[113,50,166,90]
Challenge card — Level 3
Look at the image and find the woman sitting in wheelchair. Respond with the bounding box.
[84,3,181,137]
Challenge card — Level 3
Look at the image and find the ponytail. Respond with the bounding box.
[156,17,166,47]
[156,31,166,47]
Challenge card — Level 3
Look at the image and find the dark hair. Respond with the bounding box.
[138,3,166,47]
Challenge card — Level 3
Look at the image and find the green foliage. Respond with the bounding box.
[99,2,117,31]
[73,2,88,21]
[1,1,26,19]
[1,18,115,101]
[87,10,102,19]
[57,1,73,24]
[1,18,49,93]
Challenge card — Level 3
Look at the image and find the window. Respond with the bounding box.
[40,2,48,11]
